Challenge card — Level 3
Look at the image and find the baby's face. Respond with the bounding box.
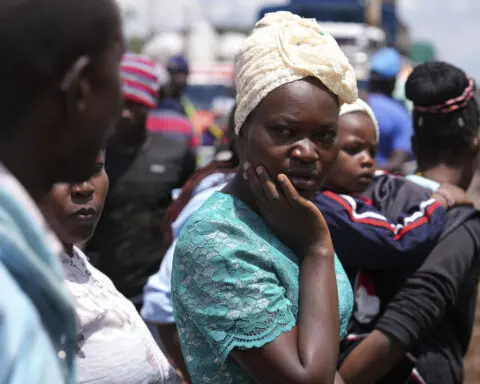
[325,112,378,195]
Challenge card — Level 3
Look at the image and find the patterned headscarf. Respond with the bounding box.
[340,98,380,140]
[120,53,159,109]
[234,11,358,134]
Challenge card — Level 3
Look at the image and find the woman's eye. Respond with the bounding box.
[271,126,294,137]
[314,132,336,145]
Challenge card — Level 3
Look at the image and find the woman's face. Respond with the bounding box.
[41,151,109,246]
[326,112,378,194]
[239,78,340,199]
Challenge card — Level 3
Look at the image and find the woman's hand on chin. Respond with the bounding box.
[243,161,333,257]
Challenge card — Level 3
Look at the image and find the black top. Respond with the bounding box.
[376,211,480,383]
[87,132,196,301]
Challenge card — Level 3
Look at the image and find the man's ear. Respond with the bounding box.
[60,56,91,115]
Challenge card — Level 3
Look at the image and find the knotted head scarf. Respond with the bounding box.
[234,11,358,134]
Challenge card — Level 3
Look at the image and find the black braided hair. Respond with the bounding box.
[406,61,479,164]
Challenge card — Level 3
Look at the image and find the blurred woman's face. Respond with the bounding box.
[41,151,109,246]
[238,78,340,199]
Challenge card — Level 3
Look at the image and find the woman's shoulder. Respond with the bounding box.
[175,192,288,262]
[180,192,262,236]
[443,207,480,243]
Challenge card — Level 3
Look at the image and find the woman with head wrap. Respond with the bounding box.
[171,11,357,384]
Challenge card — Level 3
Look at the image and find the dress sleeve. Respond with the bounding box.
[172,219,297,363]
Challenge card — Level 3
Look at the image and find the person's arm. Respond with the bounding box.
[315,191,447,270]
[232,247,338,384]
[339,220,479,383]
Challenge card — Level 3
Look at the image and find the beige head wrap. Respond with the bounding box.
[234,11,358,134]
[339,98,380,139]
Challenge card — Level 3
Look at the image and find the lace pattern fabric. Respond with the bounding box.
[172,192,353,383]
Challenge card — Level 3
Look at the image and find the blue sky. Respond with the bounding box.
[118,0,480,80]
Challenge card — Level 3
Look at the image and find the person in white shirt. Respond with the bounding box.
[39,150,180,384]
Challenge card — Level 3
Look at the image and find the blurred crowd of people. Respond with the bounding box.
[1,2,479,384]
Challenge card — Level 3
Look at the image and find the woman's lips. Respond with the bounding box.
[286,172,318,190]
[70,207,98,222]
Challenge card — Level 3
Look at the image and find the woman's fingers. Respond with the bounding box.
[256,166,281,202]
[277,174,302,207]
[244,162,269,206]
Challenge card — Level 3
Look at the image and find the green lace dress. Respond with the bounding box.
[172,192,354,384]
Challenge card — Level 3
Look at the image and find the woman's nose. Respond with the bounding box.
[291,139,318,163]
[71,181,95,197]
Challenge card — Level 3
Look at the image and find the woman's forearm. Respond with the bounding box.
[297,245,339,382]
[232,244,342,384]
[339,330,404,384]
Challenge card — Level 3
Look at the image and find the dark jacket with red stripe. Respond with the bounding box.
[313,175,447,286]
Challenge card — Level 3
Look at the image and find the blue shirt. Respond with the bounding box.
[0,165,76,384]
[0,264,65,383]
[368,93,413,166]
